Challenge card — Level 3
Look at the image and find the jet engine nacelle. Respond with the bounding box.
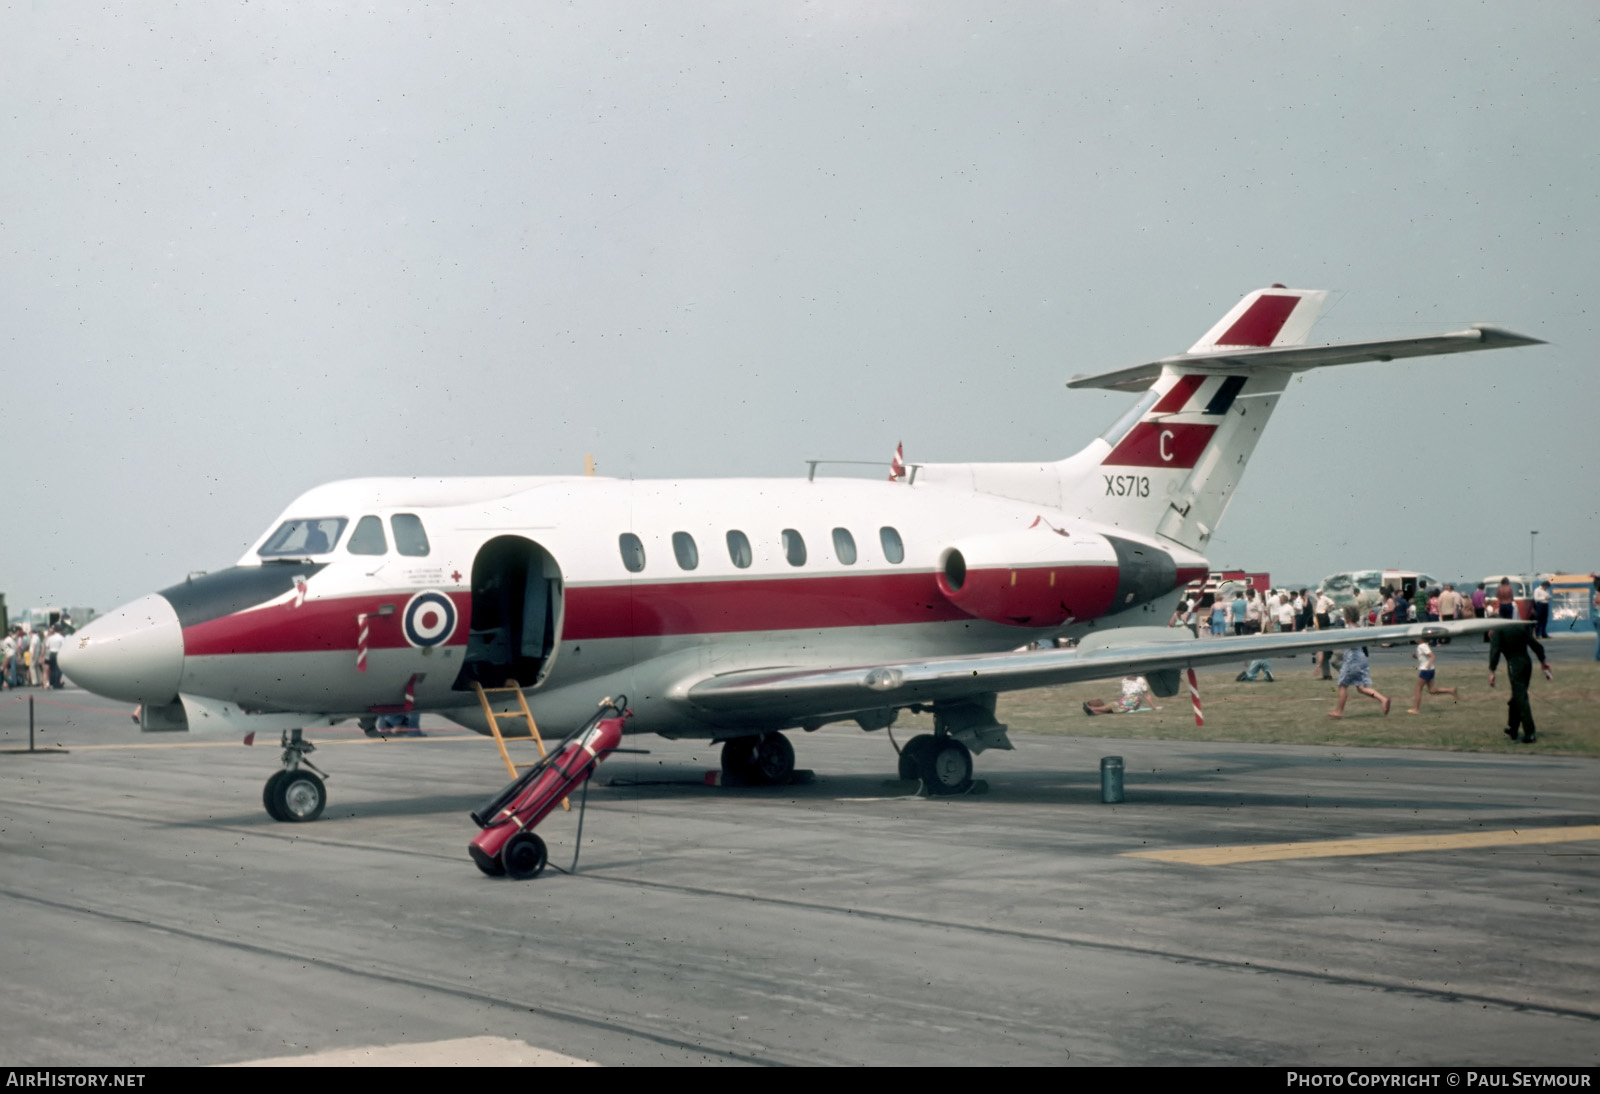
[935,530,1185,627]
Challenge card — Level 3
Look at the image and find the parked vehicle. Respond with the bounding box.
[1317,569,1440,611]
[1481,575,1535,621]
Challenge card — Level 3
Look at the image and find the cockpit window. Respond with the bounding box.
[258,517,348,558]
[391,513,431,557]
[347,515,388,556]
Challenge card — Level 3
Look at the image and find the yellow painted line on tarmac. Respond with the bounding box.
[220,1035,596,1067]
[1122,825,1600,865]
[65,735,478,751]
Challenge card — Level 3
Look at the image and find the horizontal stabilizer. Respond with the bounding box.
[1068,324,1544,393]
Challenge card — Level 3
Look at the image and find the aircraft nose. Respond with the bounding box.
[59,593,184,704]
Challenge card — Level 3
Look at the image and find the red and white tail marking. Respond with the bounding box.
[1189,287,1329,353]
[889,441,906,482]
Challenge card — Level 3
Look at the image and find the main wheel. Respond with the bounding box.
[749,732,796,785]
[270,769,326,822]
[917,738,974,795]
[262,771,288,821]
[897,734,936,781]
[721,737,757,782]
[502,832,548,880]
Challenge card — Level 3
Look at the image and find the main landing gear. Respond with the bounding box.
[719,732,796,786]
[263,728,329,822]
[893,696,1010,796]
[896,734,974,795]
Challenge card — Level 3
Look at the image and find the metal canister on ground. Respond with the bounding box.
[1100,755,1124,803]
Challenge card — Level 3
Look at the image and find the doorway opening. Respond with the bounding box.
[452,536,563,691]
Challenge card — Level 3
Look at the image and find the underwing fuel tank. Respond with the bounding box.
[935,529,1195,626]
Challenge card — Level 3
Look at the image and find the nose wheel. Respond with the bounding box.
[263,729,329,822]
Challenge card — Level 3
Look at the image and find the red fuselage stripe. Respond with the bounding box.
[178,562,1184,655]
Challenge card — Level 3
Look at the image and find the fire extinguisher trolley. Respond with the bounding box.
[468,696,631,879]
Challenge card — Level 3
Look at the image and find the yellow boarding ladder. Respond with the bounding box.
[472,679,569,811]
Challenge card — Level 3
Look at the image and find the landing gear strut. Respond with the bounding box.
[263,728,329,822]
[720,732,796,786]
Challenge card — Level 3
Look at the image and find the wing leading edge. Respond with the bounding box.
[684,619,1519,722]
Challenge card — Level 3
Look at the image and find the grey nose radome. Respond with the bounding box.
[59,593,184,704]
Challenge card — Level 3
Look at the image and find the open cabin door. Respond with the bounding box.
[453,535,563,691]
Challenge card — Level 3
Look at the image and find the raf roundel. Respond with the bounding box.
[403,591,457,649]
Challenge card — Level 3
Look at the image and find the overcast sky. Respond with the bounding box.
[2,1,1594,615]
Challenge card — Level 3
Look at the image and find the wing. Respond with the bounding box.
[684,619,1515,722]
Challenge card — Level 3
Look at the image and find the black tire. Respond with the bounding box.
[750,732,796,785]
[721,737,757,782]
[469,843,507,877]
[262,771,288,822]
[271,769,326,822]
[918,738,974,795]
[897,734,936,781]
[502,832,548,880]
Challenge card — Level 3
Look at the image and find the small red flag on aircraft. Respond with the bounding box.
[889,441,906,482]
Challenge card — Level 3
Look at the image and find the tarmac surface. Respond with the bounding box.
[1,672,1596,1067]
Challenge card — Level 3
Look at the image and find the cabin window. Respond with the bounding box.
[782,528,807,567]
[391,513,431,557]
[258,517,348,558]
[672,531,699,571]
[619,533,646,573]
[880,526,905,564]
[832,527,857,565]
[726,530,752,569]
[347,515,388,556]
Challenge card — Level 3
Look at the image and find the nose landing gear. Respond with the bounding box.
[262,728,329,822]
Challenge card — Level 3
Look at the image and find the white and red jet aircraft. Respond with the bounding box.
[62,287,1539,821]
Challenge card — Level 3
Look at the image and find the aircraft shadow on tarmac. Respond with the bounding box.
[581,765,1510,813]
[162,757,1583,826]
[162,791,493,828]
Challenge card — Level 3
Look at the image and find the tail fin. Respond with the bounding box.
[1059,287,1540,550]
[1187,286,1329,354]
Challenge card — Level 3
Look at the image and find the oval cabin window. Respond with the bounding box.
[781,529,807,567]
[618,533,646,573]
[832,527,857,565]
[879,526,905,564]
[672,531,699,571]
[726,530,752,569]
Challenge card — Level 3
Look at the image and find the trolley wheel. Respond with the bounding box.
[918,738,974,796]
[270,769,326,823]
[502,832,548,880]
[262,771,288,822]
[468,843,507,877]
[897,734,936,781]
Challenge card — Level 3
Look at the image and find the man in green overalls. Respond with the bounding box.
[1489,623,1551,743]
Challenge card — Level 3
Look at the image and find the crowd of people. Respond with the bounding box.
[1,618,74,691]
[1100,576,1580,740]
[1168,579,1527,642]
